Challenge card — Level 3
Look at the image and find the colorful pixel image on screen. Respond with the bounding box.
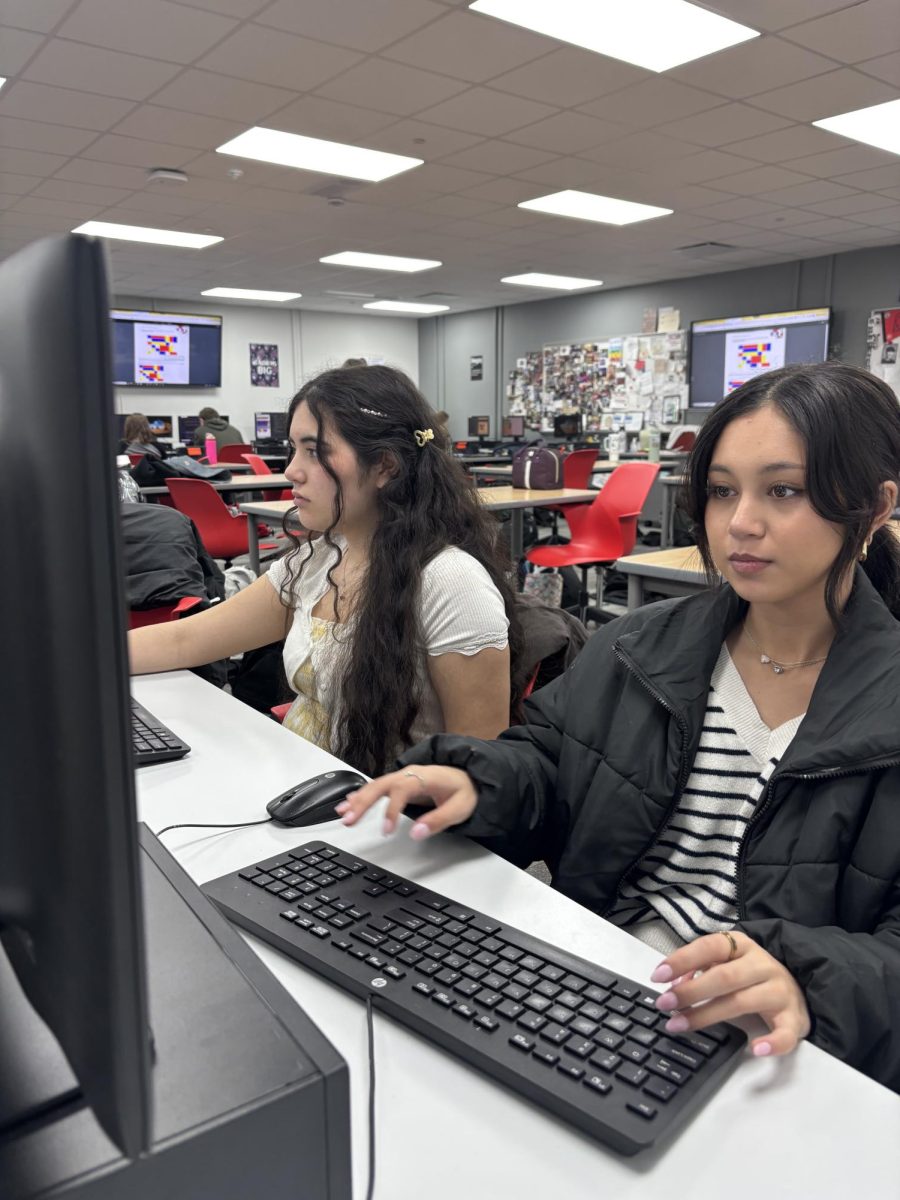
[146,334,179,356]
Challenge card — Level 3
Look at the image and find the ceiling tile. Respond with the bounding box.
[690,196,781,220]
[110,105,244,150]
[668,36,834,99]
[740,207,827,229]
[787,216,870,237]
[23,39,181,100]
[0,113,96,155]
[726,124,847,164]
[436,139,556,174]
[262,95,395,142]
[657,103,792,148]
[505,111,627,154]
[854,203,900,225]
[489,46,649,108]
[811,192,896,216]
[790,144,900,179]
[513,155,623,191]
[459,176,542,204]
[834,164,900,190]
[590,131,701,171]
[415,193,500,218]
[417,88,557,138]
[751,68,898,122]
[0,80,134,131]
[357,117,483,159]
[660,148,761,182]
[0,145,68,175]
[0,26,43,74]
[0,171,43,194]
[196,24,361,90]
[783,0,900,63]
[54,158,150,187]
[254,0,446,53]
[57,0,239,63]
[33,177,132,205]
[10,193,97,219]
[82,132,200,169]
[316,57,467,116]
[382,9,551,83]
[0,1,79,33]
[857,49,900,87]
[149,69,297,122]
[580,77,721,132]
[707,163,816,195]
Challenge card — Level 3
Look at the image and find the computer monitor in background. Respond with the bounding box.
[690,307,831,407]
[145,414,173,439]
[467,415,490,440]
[501,415,525,440]
[255,410,288,443]
[553,413,583,439]
[0,235,152,1158]
[178,414,201,443]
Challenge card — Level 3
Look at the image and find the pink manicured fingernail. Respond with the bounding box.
[335,800,350,814]
[382,816,395,837]
[753,1041,773,1057]
[655,991,679,1012]
[409,822,431,841]
[340,810,358,825]
[665,1015,690,1034]
[650,963,674,984]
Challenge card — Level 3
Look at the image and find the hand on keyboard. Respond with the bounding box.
[337,765,478,840]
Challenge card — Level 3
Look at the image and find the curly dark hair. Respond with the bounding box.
[681,361,900,621]
[277,363,523,775]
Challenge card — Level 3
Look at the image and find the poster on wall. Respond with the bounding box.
[470,354,483,381]
[866,308,900,393]
[249,342,279,387]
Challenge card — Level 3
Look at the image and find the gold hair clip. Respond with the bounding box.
[414,428,434,448]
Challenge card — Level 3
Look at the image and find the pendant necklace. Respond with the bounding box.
[742,625,828,675]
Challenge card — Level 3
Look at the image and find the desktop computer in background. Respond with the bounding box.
[255,409,288,448]
[0,235,351,1199]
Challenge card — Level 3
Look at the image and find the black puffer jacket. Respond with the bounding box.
[400,571,900,1092]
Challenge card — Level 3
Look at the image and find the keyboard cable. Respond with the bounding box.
[154,817,275,838]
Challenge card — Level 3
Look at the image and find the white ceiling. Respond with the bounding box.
[2,0,900,315]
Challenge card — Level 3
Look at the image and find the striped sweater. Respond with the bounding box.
[608,645,805,957]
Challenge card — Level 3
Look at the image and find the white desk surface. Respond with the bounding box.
[139,473,289,497]
[133,671,899,1200]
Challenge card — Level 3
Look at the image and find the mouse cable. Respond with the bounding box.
[365,992,377,1200]
[153,817,275,838]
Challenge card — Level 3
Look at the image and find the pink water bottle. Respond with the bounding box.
[204,434,218,464]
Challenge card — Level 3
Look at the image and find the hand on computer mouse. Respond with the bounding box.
[267,770,367,828]
[336,765,477,840]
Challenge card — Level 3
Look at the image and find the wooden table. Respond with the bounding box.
[139,473,289,498]
[238,486,597,572]
[615,546,707,608]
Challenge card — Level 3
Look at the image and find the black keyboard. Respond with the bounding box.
[202,840,745,1155]
[131,697,190,766]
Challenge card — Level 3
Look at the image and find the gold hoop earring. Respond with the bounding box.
[860,536,872,562]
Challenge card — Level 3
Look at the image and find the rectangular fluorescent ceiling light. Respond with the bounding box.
[470,0,758,72]
[363,300,449,314]
[72,220,222,249]
[320,251,441,272]
[520,190,672,226]
[813,99,900,157]
[216,127,422,182]
[502,272,602,290]
[0,79,6,92]
[201,287,301,301]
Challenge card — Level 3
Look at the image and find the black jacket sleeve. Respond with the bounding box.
[738,899,900,1091]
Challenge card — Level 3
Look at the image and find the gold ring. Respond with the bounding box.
[403,770,426,788]
[722,930,738,961]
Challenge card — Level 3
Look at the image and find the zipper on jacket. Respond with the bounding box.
[734,757,900,921]
[601,644,693,918]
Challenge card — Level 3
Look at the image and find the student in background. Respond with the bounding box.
[342,361,900,1092]
[121,412,163,459]
[192,406,243,451]
[131,364,521,775]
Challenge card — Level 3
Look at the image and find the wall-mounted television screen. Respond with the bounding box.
[690,307,830,408]
[553,413,583,438]
[111,309,222,387]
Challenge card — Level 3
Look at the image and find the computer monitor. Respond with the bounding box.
[0,236,151,1156]
[553,413,583,439]
[690,307,831,407]
[146,414,173,439]
[178,414,202,443]
[255,410,288,442]
[467,415,490,440]
[501,415,525,439]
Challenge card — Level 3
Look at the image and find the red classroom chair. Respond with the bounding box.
[543,448,599,537]
[242,452,293,501]
[127,595,203,629]
[217,442,254,464]
[165,477,279,568]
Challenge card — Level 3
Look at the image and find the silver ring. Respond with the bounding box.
[403,769,426,788]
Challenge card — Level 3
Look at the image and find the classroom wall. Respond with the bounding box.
[113,297,419,441]
[418,241,900,430]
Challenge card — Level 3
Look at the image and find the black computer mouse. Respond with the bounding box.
[266,770,367,827]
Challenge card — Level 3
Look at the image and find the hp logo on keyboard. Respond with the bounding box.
[371,977,388,988]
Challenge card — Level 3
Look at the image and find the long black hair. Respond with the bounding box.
[277,363,522,774]
[682,361,900,621]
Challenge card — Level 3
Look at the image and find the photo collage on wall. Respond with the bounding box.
[506,332,688,432]
[866,308,900,393]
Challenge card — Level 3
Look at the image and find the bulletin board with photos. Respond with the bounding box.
[866,308,900,394]
[506,330,689,433]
